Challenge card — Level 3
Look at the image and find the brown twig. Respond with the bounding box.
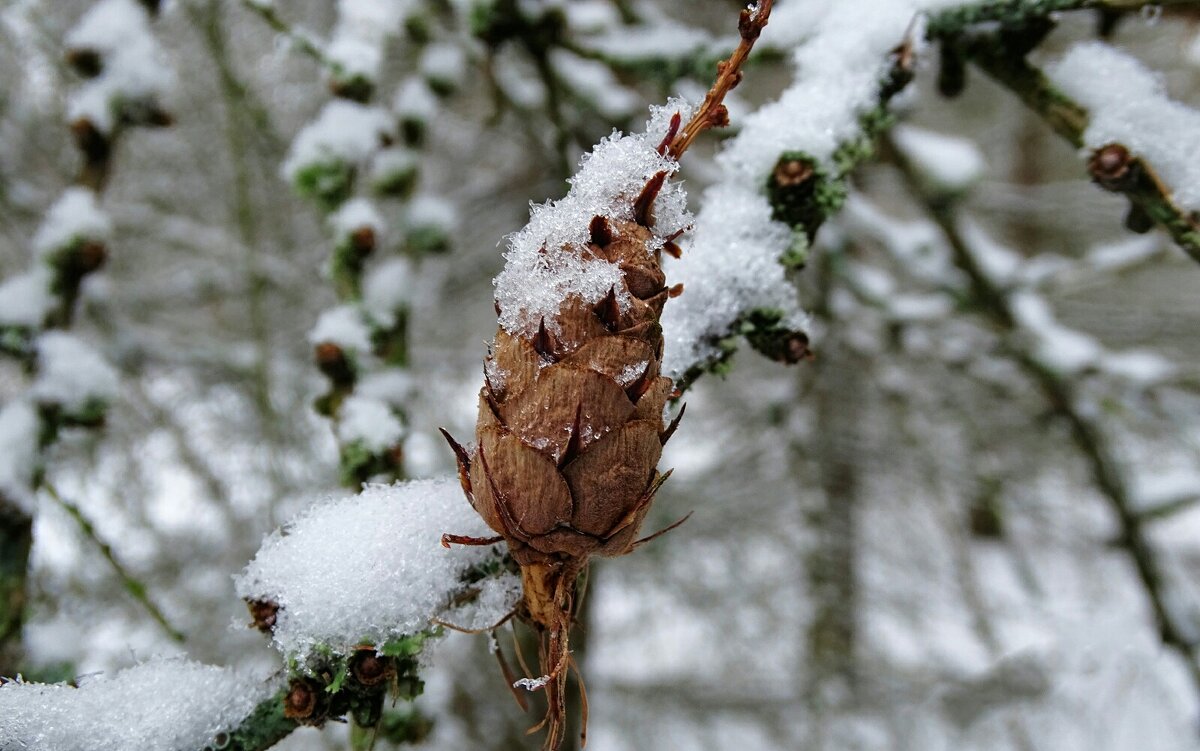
[666,0,772,160]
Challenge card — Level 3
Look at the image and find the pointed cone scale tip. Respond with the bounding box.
[589,215,614,247]
[593,286,621,331]
[439,427,474,497]
[660,403,686,446]
[533,317,558,361]
[655,111,682,156]
[633,171,668,227]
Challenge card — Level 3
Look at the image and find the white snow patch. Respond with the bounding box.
[0,267,55,329]
[363,257,414,327]
[235,478,514,657]
[393,77,438,122]
[330,197,384,240]
[892,124,987,193]
[1010,292,1101,375]
[281,101,394,181]
[32,332,120,412]
[309,305,373,354]
[1049,41,1200,210]
[407,194,457,232]
[0,400,40,515]
[337,394,405,452]
[420,43,467,90]
[661,182,800,379]
[65,0,174,134]
[357,370,413,406]
[32,188,112,259]
[662,1,967,378]
[0,659,271,751]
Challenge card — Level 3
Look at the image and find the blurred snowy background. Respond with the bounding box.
[2,0,1200,749]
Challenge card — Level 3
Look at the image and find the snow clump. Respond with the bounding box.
[235,478,518,658]
[1049,41,1200,211]
[0,659,272,751]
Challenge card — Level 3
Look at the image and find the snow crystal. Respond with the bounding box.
[513,675,551,691]
[308,305,373,354]
[330,197,384,240]
[0,659,271,751]
[64,0,174,134]
[0,400,40,515]
[31,332,120,412]
[1048,41,1200,210]
[393,78,438,122]
[235,479,517,657]
[0,267,55,329]
[336,394,405,452]
[281,101,394,181]
[494,102,692,338]
[892,124,987,193]
[440,572,523,633]
[363,257,414,327]
[31,188,112,260]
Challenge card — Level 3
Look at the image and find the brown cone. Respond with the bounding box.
[442,4,774,746]
[444,212,675,751]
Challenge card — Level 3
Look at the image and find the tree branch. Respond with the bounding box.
[930,17,1200,264]
[888,135,1200,693]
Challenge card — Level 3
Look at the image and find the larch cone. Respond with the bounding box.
[439,3,772,747]
[445,210,680,749]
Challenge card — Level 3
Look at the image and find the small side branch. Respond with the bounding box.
[238,0,334,72]
[43,482,185,644]
[667,0,772,160]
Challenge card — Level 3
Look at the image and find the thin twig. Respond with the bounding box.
[667,0,772,160]
[42,481,186,644]
[237,0,334,72]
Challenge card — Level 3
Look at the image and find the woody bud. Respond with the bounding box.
[1088,143,1135,191]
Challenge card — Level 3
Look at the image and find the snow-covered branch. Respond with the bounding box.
[928,9,1200,264]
